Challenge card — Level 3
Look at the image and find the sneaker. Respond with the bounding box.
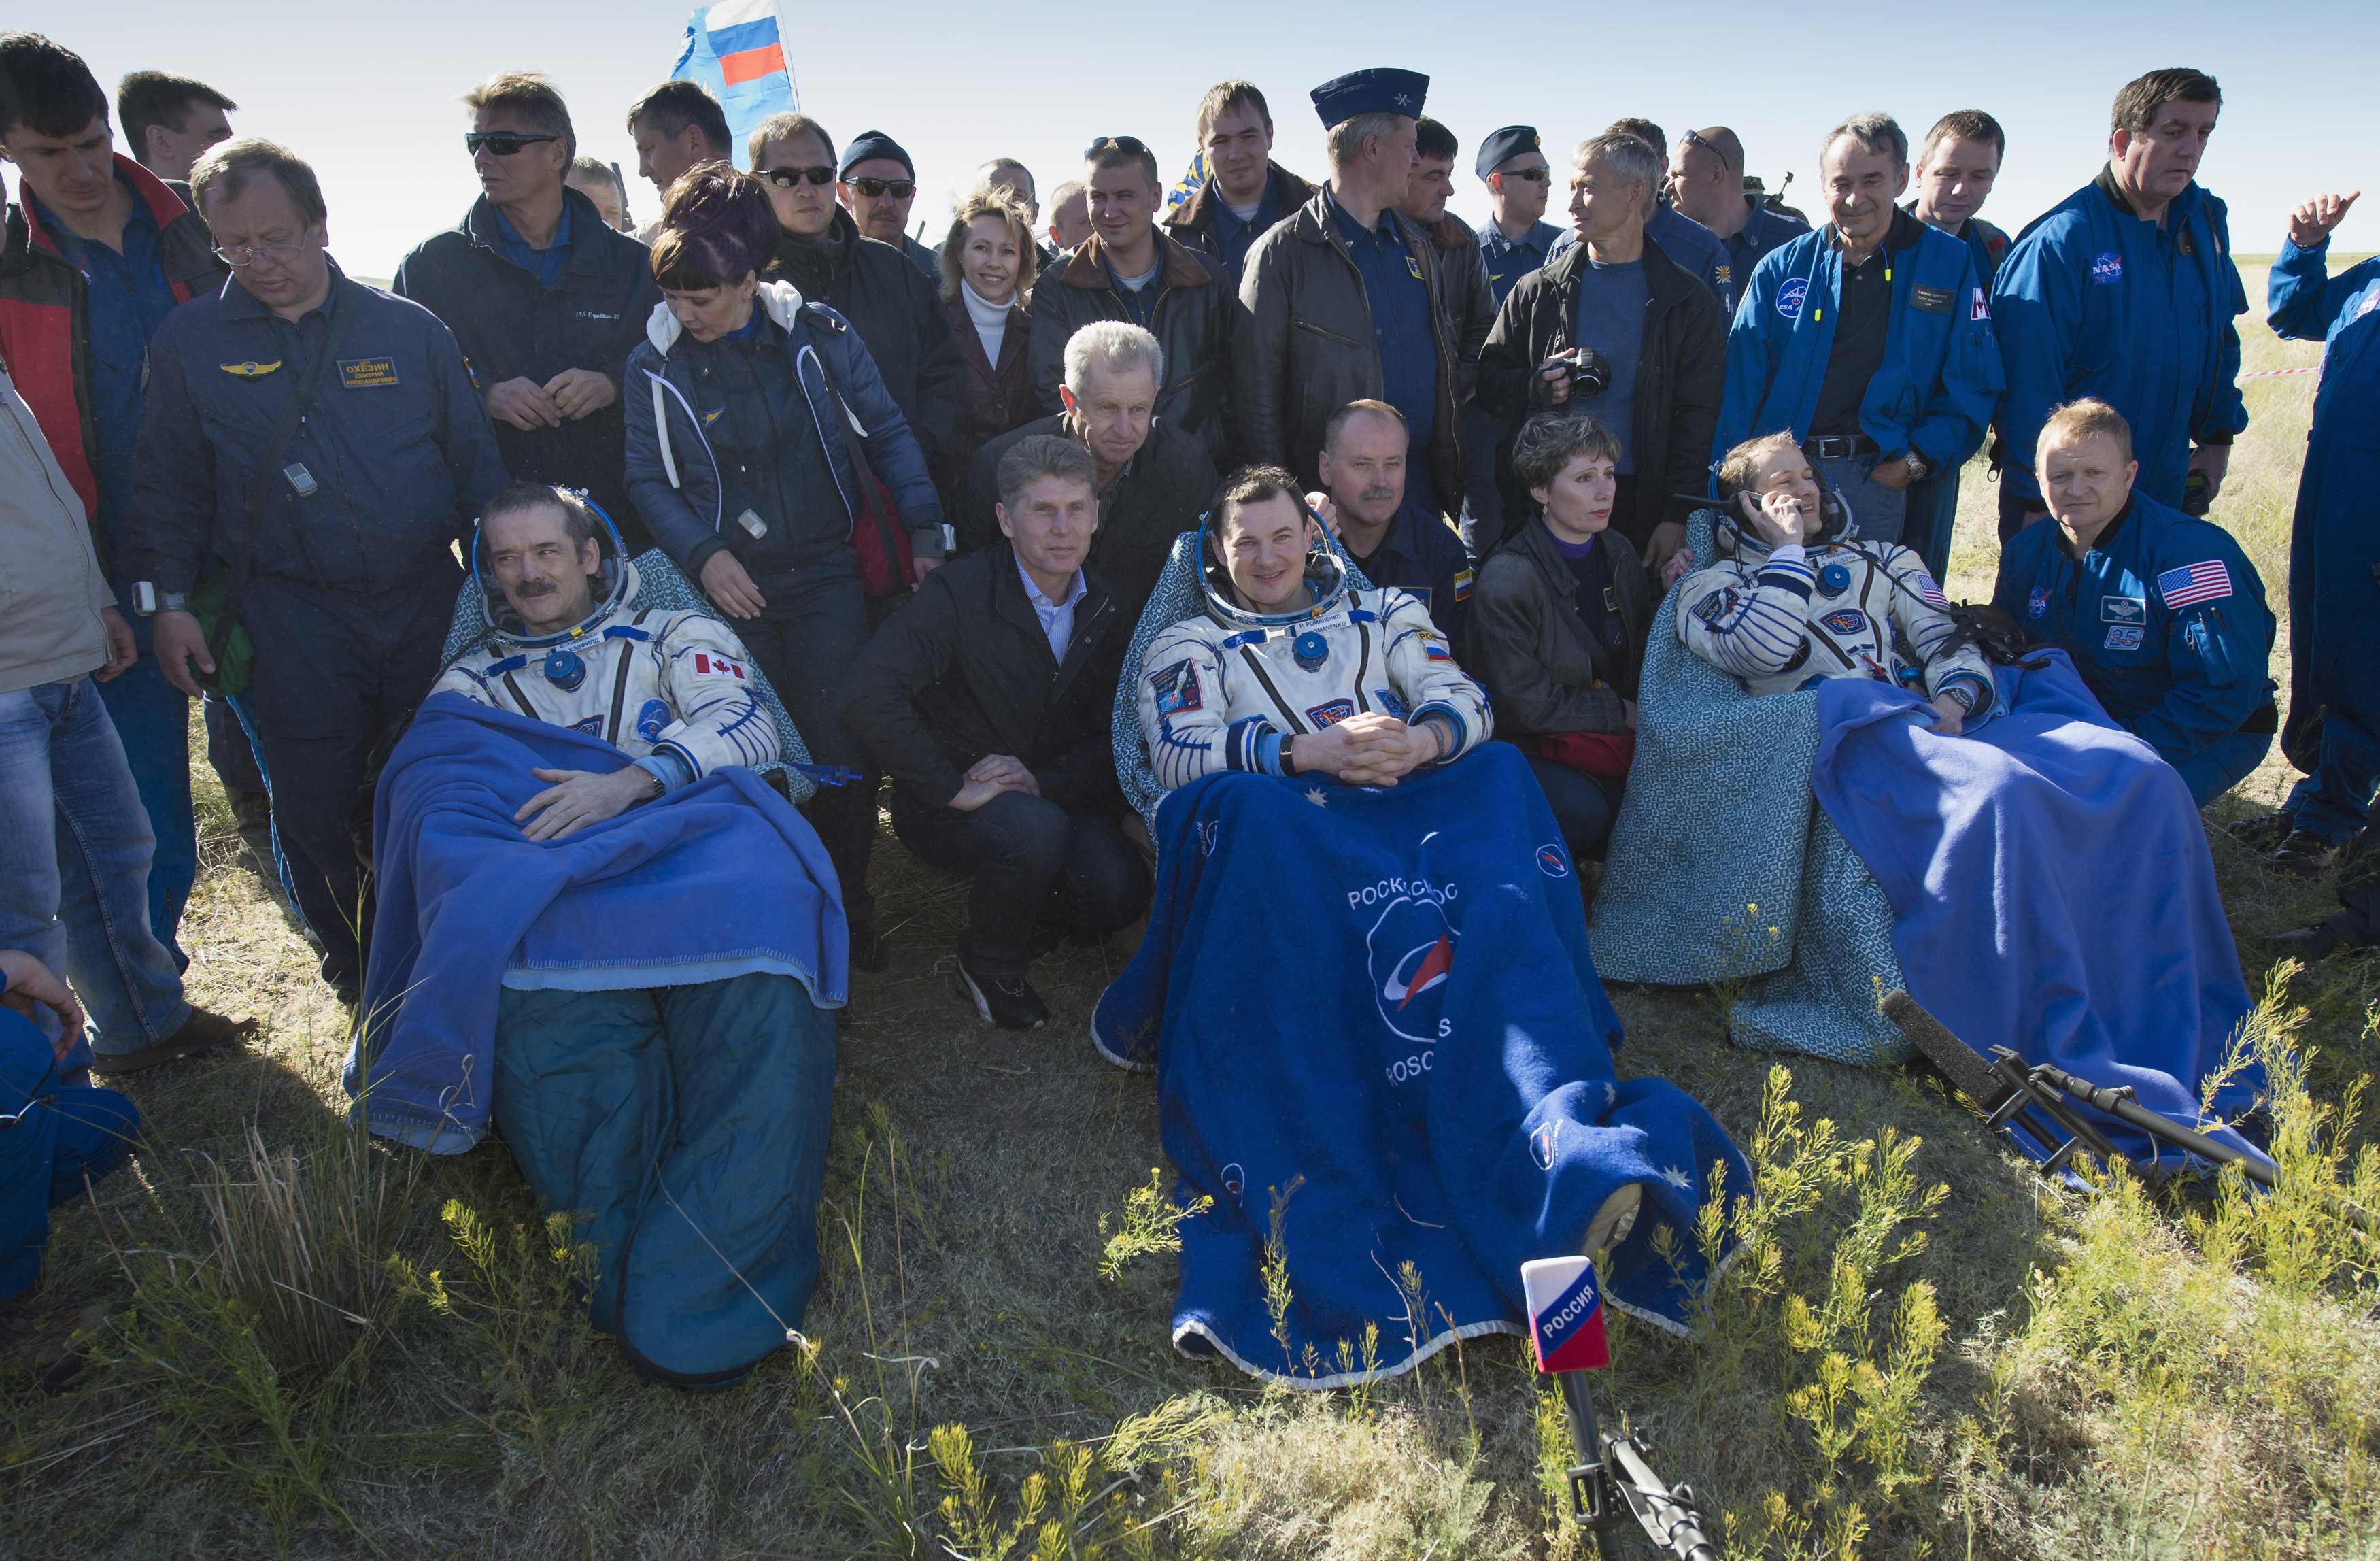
[2267,830,2341,877]
[92,1006,257,1075]
[847,913,889,975]
[2225,811,2294,853]
[953,958,1048,1030]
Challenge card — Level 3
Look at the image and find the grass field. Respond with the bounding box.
[4,266,2377,1560]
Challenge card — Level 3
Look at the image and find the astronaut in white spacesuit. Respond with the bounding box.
[1676,433,1994,731]
[1137,466,1491,791]
[434,482,779,836]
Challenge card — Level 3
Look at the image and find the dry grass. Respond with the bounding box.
[1,267,2375,1558]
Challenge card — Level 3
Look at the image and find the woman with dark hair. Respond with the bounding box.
[623,162,945,967]
[934,189,1039,497]
[1466,414,1656,858]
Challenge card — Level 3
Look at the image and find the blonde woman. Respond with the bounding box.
[938,190,1040,491]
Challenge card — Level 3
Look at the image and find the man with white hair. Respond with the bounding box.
[1710,112,2002,550]
[959,321,1217,619]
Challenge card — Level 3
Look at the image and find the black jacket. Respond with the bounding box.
[1425,212,1497,408]
[1232,186,1469,514]
[1467,518,1654,736]
[840,541,1127,811]
[767,207,963,475]
[957,412,1218,624]
[1476,233,1727,552]
[1026,231,1227,459]
[392,188,656,531]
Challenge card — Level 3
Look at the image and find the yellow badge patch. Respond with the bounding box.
[1405,255,1425,282]
[218,360,282,377]
[337,356,401,389]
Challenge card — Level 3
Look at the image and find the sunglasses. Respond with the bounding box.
[466,132,560,156]
[1497,167,1552,183]
[1679,129,1737,175]
[1085,134,1150,157]
[761,165,836,188]
[845,175,915,199]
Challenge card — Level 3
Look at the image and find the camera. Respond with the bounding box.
[1558,347,1612,399]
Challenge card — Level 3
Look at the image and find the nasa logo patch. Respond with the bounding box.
[1775,276,1809,319]
[2027,586,2050,620]
[2090,252,2124,285]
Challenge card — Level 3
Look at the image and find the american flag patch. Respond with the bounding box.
[1915,573,1949,609]
[692,652,748,680]
[2156,560,2233,609]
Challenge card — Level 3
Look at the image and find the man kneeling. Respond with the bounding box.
[362,482,840,1388]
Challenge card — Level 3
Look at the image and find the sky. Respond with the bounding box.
[56,0,2375,281]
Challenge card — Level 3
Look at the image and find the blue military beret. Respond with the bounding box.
[1474,125,1544,180]
[1309,68,1429,130]
[838,130,913,180]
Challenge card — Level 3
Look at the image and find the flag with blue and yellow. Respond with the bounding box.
[673,0,797,167]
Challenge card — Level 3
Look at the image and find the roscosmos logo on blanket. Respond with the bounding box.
[1355,875,1459,1076]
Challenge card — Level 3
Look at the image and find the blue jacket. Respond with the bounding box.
[623,282,941,582]
[1990,169,2248,507]
[131,263,507,596]
[1720,200,1808,295]
[1991,492,2273,771]
[1712,212,2003,469]
[392,188,660,527]
[2266,234,2380,726]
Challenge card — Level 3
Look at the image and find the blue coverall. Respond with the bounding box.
[1992,491,2277,805]
[1991,171,2248,524]
[1,979,138,1299]
[2266,235,2380,843]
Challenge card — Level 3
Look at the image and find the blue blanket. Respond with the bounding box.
[1092,745,1748,1388]
[344,696,847,1152]
[1812,654,2265,1167]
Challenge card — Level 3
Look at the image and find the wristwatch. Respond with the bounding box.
[131,582,188,616]
[1899,452,1931,483]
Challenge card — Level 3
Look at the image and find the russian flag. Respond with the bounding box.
[673,0,797,169]
[1522,1255,1611,1373]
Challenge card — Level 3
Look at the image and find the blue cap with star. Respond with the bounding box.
[1309,68,1429,130]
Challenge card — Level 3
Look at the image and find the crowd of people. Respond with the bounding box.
[3,30,2374,1386]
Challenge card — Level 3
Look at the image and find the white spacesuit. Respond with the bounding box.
[1675,532,1995,717]
[434,558,779,791]
[1137,546,1492,792]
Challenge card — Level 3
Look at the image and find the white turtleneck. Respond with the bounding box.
[962,280,1015,363]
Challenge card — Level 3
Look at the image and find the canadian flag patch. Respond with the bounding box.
[692,652,748,681]
[1970,288,1990,321]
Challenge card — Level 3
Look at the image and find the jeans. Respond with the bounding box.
[734,568,880,928]
[1522,750,1619,860]
[1814,454,1908,547]
[0,1003,140,1298]
[890,789,1150,978]
[92,609,194,971]
[242,568,458,994]
[2171,726,2273,809]
[492,972,834,1383]
[0,679,190,1066]
[1904,464,1963,584]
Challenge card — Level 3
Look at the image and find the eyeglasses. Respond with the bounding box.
[466,132,561,157]
[1083,135,1150,161]
[760,165,836,188]
[1497,167,1552,184]
[1679,129,1737,175]
[212,238,309,268]
[844,175,915,199]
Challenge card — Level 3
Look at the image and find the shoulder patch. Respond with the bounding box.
[2157,560,2234,609]
[690,651,749,681]
[1692,587,1739,626]
[1775,276,1809,320]
[1149,656,1204,716]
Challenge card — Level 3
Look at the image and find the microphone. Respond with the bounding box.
[1523,1254,1718,1559]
